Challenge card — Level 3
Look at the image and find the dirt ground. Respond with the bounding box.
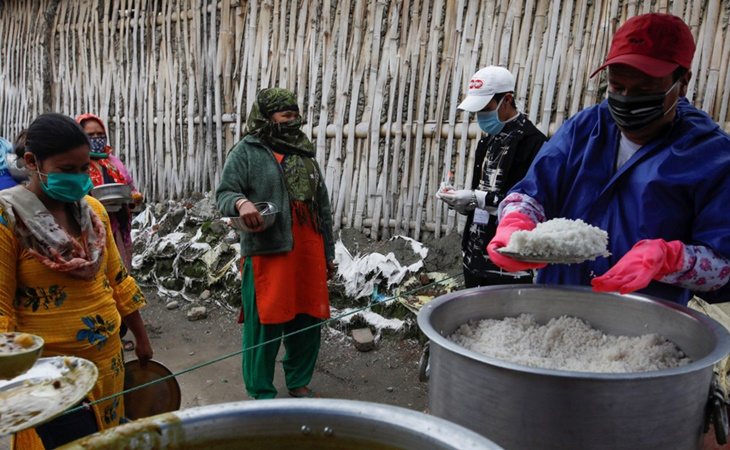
[136,288,428,412]
[0,289,426,450]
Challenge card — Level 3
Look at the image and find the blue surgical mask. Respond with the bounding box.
[38,169,94,203]
[89,136,108,159]
[476,98,505,135]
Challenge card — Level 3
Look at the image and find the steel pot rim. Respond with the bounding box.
[417,284,730,380]
[60,398,502,449]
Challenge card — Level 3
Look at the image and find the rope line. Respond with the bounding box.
[64,273,463,416]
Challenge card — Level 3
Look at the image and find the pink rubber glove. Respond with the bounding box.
[487,212,548,272]
[591,239,684,294]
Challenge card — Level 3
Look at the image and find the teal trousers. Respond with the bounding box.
[241,258,322,399]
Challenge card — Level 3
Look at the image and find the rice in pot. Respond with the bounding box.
[449,314,690,373]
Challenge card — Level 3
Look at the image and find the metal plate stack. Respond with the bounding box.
[89,183,132,212]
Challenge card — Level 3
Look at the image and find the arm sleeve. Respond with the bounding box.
[316,164,335,262]
[498,192,547,224]
[470,139,488,190]
[659,245,730,295]
[216,147,248,217]
[522,133,547,170]
[96,203,146,317]
[686,163,730,302]
[488,131,547,209]
[504,120,573,220]
[0,214,17,331]
[110,154,137,192]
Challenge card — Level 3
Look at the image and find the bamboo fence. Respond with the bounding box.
[1,0,729,240]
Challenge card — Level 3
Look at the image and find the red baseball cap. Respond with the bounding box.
[591,13,695,78]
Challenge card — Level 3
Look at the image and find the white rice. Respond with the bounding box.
[449,314,691,373]
[503,218,609,258]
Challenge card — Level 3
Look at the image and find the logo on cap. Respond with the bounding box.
[469,79,484,90]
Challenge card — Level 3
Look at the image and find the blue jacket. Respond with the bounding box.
[0,172,17,191]
[511,98,730,305]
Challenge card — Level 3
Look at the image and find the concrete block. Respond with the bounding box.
[351,327,375,352]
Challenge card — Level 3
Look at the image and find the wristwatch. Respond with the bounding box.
[467,192,478,211]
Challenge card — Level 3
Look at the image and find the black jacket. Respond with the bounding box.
[461,113,546,276]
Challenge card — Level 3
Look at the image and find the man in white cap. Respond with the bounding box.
[438,65,546,288]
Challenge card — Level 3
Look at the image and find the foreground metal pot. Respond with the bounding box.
[59,398,502,449]
[417,285,730,450]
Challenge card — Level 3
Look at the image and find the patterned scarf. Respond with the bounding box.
[0,186,106,280]
[244,88,323,230]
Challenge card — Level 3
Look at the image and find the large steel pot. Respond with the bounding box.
[59,398,502,449]
[417,285,730,450]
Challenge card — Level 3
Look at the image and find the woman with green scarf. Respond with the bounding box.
[216,88,335,399]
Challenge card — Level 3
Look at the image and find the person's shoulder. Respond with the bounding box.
[0,186,23,230]
[518,115,547,140]
[676,99,729,140]
[569,103,607,126]
[228,135,267,158]
[107,153,127,167]
[0,205,9,229]
[84,196,110,222]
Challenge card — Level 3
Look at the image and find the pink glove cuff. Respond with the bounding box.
[487,212,546,272]
[497,212,537,231]
[591,239,685,294]
[657,240,685,277]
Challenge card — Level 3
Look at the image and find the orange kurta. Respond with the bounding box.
[251,208,330,324]
[245,152,330,325]
[0,196,145,449]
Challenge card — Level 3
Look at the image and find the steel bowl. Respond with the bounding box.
[90,183,132,204]
[59,399,502,449]
[0,332,44,380]
[228,201,279,232]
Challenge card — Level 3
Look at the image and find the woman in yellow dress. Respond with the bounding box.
[0,113,153,449]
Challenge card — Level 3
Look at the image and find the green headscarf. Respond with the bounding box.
[245,88,323,228]
[244,88,314,156]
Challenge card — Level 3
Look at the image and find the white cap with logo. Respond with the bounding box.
[457,66,516,112]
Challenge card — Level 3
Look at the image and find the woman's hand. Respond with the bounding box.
[123,311,154,367]
[131,191,144,204]
[134,335,154,366]
[238,200,265,232]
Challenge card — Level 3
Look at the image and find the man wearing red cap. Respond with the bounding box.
[486,13,730,305]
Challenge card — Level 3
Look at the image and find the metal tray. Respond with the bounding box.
[0,356,98,435]
[123,359,181,420]
[497,249,607,264]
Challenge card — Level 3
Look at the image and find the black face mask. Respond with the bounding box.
[607,81,679,131]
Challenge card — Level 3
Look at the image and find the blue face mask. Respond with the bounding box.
[89,137,108,159]
[38,169,94,203]
[476,97,505,135]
